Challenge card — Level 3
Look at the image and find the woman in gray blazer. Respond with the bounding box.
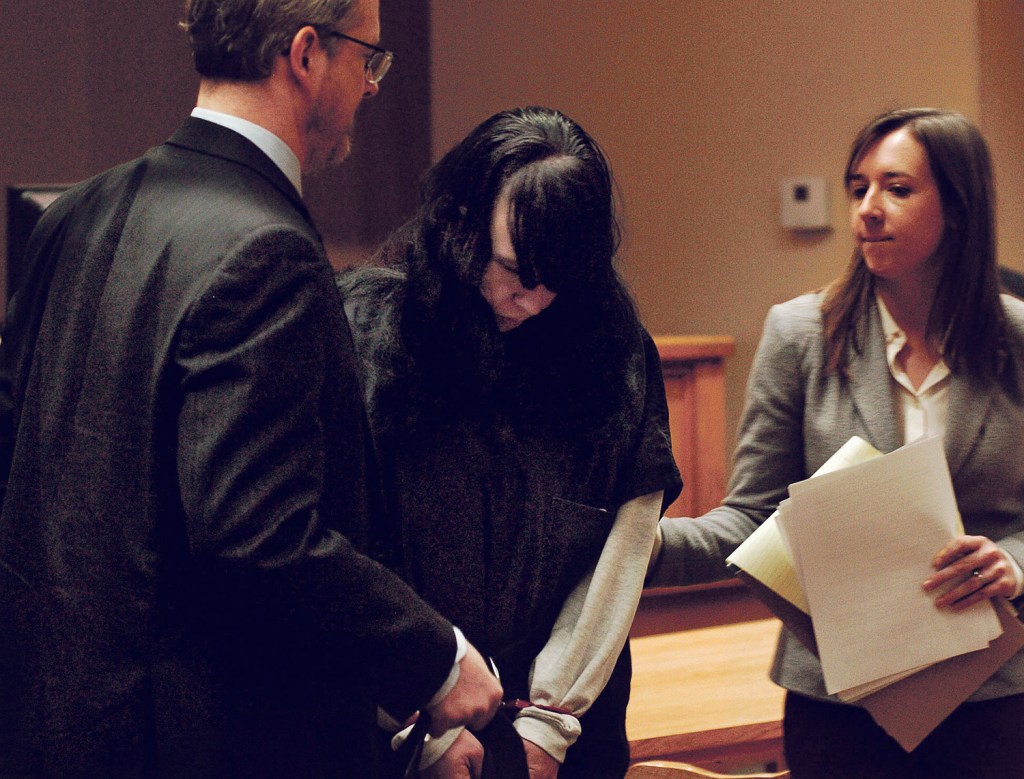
[649,108,1024,778]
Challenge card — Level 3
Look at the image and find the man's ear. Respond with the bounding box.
[285,25,319,86]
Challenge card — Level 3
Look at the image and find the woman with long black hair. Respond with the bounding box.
[339,106,681,778]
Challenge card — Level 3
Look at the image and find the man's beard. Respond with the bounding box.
[305,108,354,173]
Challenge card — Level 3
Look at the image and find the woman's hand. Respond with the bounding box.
[522,738,559,779]
[421,729,484,779]
[923,534,1016,611]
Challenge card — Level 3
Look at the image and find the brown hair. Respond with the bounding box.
[821,108,1003,381]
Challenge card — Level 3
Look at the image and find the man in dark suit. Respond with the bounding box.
[0,0,502,776]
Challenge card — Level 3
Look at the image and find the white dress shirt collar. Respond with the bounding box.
[190,107,303,196]
[875,293,950,443]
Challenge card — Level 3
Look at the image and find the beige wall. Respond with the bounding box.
[432,0,1023,452]
[980,0,1024,275]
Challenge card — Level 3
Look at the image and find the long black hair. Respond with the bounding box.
[375,106,640,432]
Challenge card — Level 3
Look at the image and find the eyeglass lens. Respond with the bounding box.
[367,51,393,84]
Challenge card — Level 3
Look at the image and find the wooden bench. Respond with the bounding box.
[627,617,786,771]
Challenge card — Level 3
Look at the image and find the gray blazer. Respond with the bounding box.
[651,291,1024,701]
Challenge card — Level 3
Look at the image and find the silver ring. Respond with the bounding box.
[972,569,984,578]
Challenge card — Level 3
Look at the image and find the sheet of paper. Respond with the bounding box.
[726,436,883,613]
[835,663,932,702]
[775,435,1001,696]
[861,598,1024,751]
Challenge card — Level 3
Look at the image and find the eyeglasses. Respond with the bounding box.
[320,29,394,84]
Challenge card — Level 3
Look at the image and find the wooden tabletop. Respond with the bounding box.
[627,618,786,762]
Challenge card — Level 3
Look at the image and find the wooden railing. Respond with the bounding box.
[653,336,734,518]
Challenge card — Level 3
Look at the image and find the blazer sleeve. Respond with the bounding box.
[649,301,812,587]
[173,225,455,718]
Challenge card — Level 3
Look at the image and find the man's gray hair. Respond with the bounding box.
[182,0,359,80]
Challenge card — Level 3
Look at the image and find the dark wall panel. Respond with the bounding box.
[1,1,433,304]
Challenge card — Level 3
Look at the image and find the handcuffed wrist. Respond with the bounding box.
[511,706,581,764]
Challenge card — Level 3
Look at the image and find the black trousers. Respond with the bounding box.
[783,691,1024,779]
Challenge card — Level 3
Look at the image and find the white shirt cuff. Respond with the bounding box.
[391,724,465,770]
[427,626,467,708]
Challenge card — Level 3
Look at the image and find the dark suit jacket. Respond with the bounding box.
[0,118,455,777]
[652,291,1024,704]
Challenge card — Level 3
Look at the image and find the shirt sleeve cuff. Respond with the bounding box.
[427,626,468,708]
[390,723,465,770]
[512,707,581,764]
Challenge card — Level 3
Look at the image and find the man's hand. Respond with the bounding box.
[426,643,502,735]
[522,738,559,779]
[421,729,484,779]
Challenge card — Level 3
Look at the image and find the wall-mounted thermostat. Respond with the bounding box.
[780,176,830,231]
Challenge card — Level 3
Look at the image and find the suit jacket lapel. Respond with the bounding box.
[944,369,994,480]
[164,117,314,229]
[846,302,903,454]
[845,299,994,476]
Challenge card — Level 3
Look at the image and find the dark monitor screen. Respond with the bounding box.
[6,185,68,300]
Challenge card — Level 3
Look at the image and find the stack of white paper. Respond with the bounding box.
[727,435,885,615]
[726,436,1024,750]
[772,435,1002,701]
